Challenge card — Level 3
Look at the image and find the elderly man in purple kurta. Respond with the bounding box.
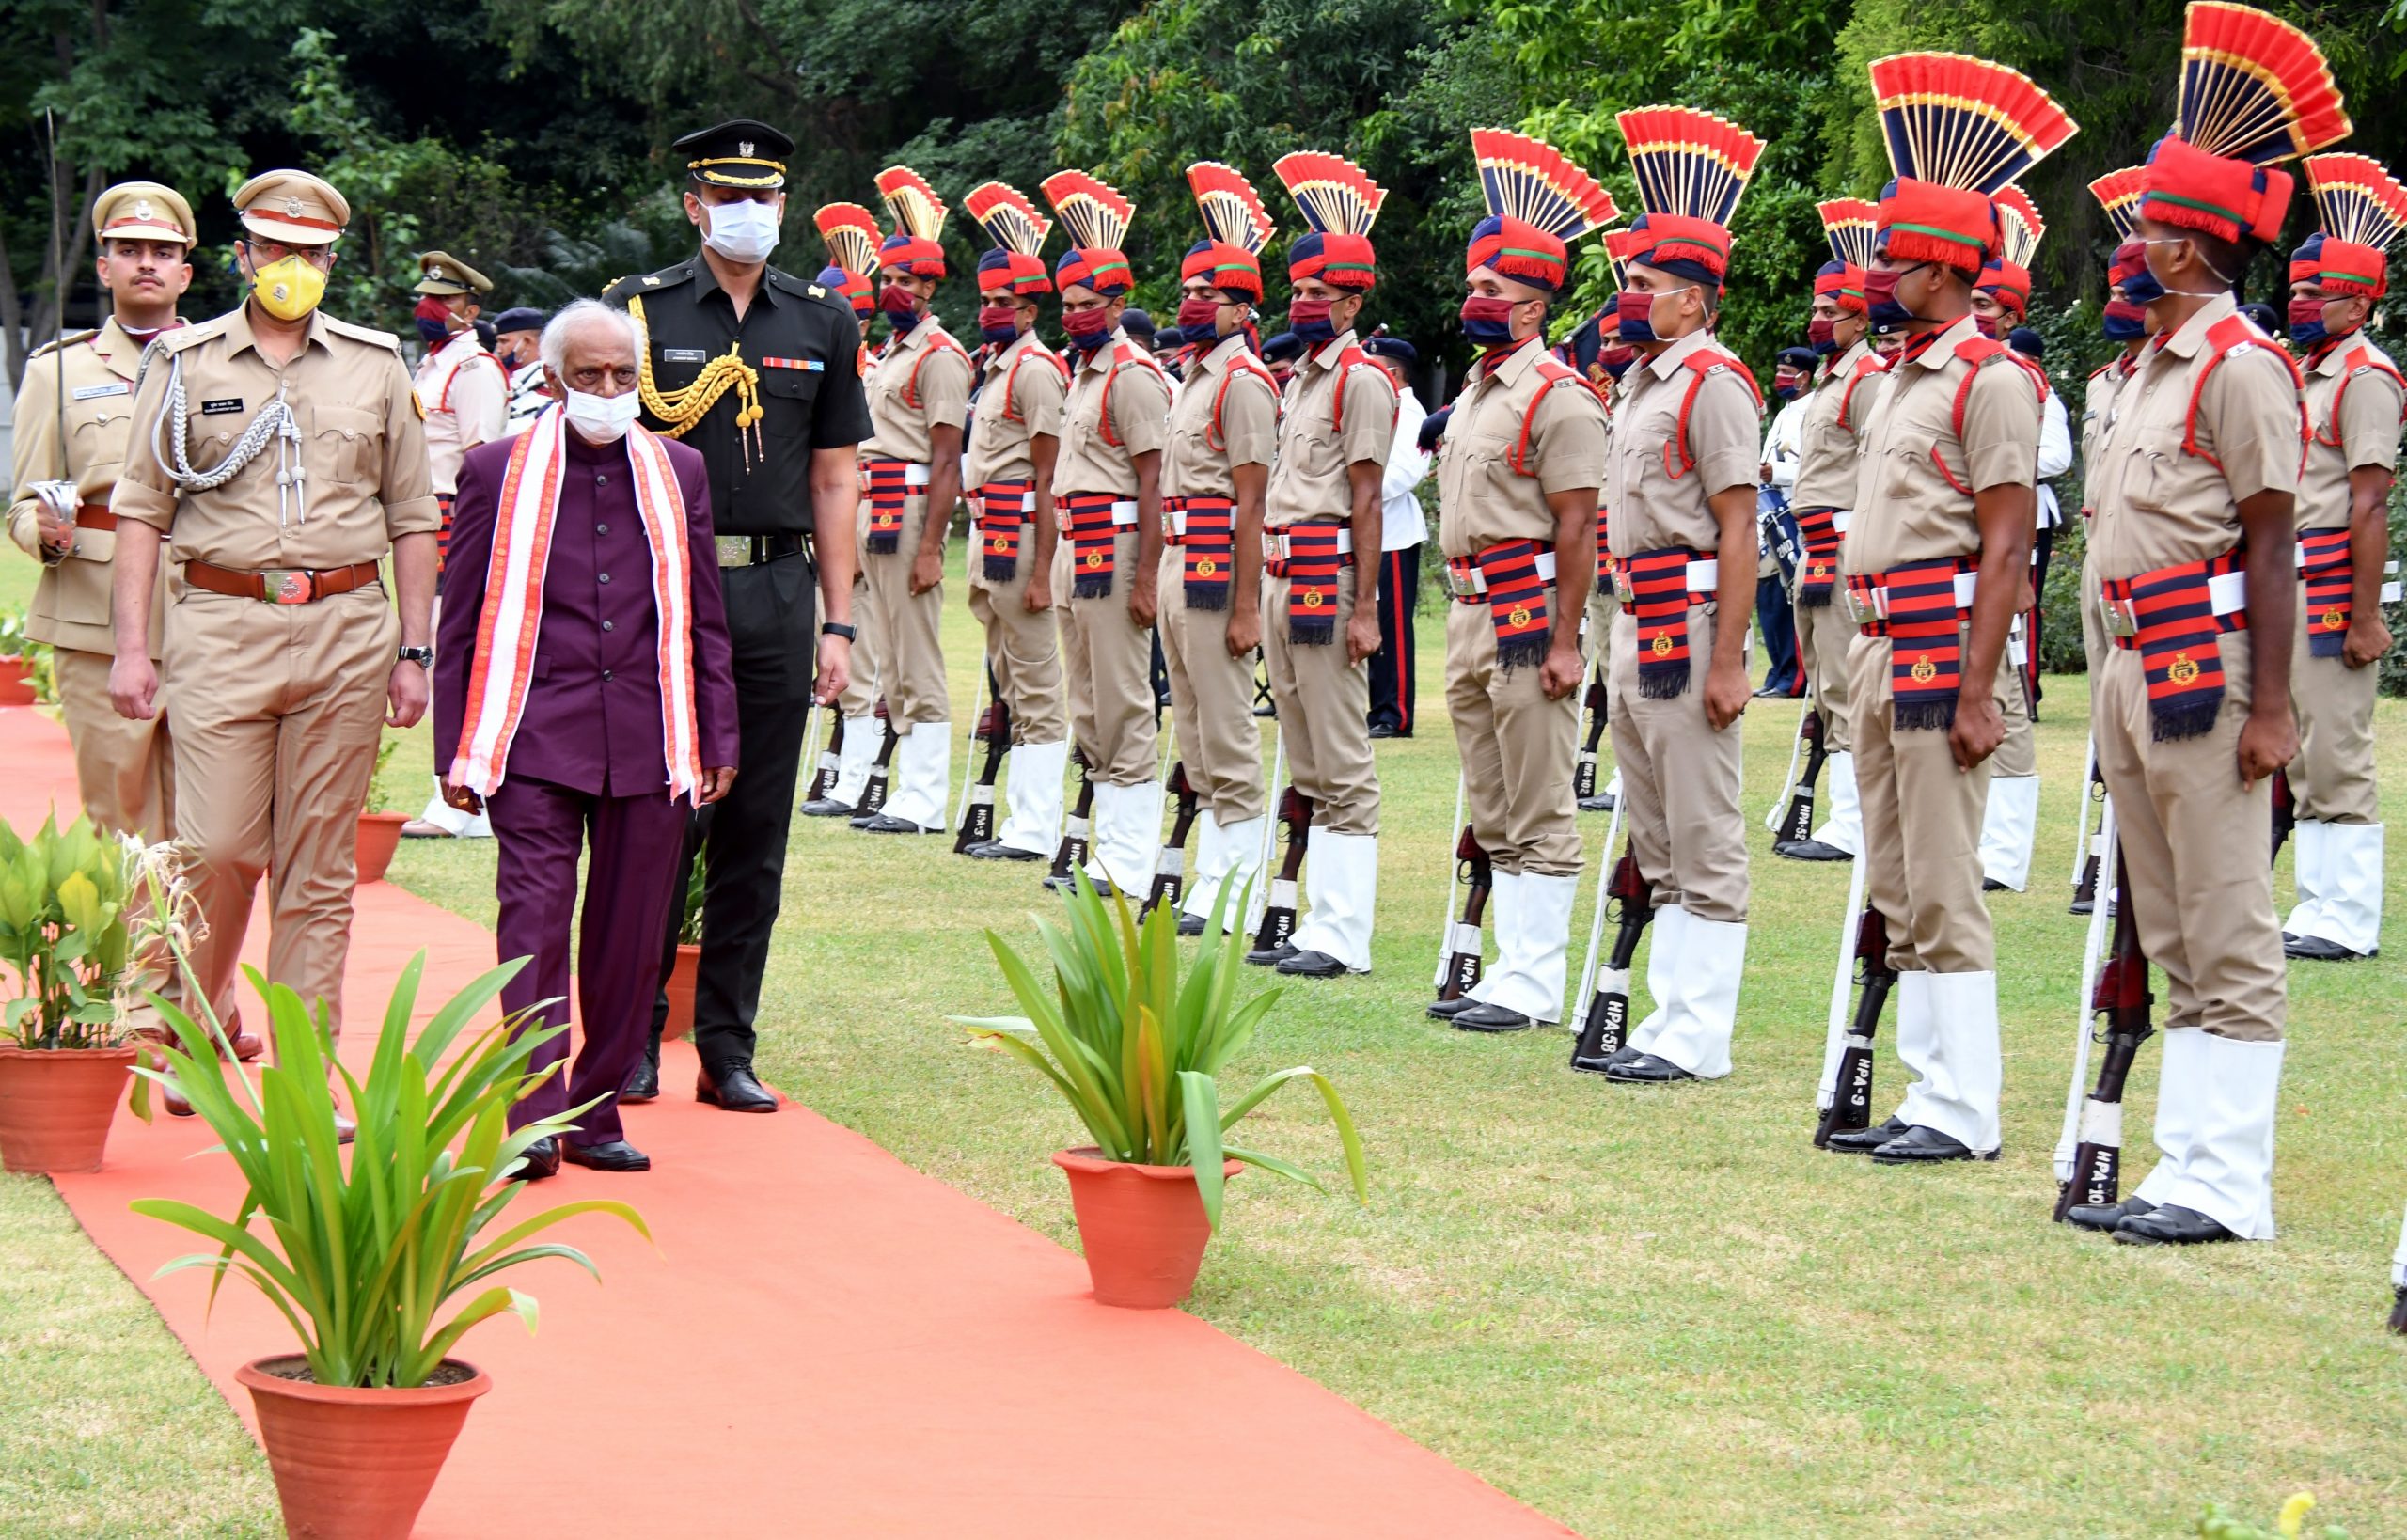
[434,300,738,1178]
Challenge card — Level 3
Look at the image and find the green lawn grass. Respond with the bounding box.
[6,538,2405,1537]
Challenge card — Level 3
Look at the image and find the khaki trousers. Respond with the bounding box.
[1054,528,1156,786]
[2094,633,2285,1041]
[1584,586,1618,672]
[1798,596,1858,752]
[1446,595,1580,876]
[54,645,175,840]
[2288,602,2379,824]
[857,493,949,728]
[165,589,397,1038]
[1849,626,2022,973]
[1157,550,1264,823]
[838,571,884,717]
[968,548,1066,746]
[1607,605,1747,922]
[1264,568,1378,835]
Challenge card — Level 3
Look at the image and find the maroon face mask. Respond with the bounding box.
[2289,297,2332,334]
[1806,316,1837,352]
[1062,306,1114,347]
[1177,295,1224,333]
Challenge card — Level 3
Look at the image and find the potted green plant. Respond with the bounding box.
[0,608,43,707]
[956,876,1367,1309]
[133,951,649,1540]
[660,860,705,1042]
[0,814,164,1172]
[354,737,407,883]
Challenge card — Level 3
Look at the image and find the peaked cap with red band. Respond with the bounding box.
[1183,162,1275,301]
[814,202,882,316]
[873,165,948,277]
[1464,128,1618,294]
[1043,170,1136,297]
[1975,187,2046,317]
[1613,106,1766,290]
[2140,3,2350,245]
[2292,153,2406,299]
[1274,152,1384,291]
[965,181,1054,295]
[1815,197,1876,313]
[1867,54,2078,273]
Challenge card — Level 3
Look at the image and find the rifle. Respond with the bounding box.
[2069,735,2106,916]
[855,699,896,818]
[1144,761,1199,917]
[1813,844,1869,1114]
[1772,708,1829,849]
[2390,1205,2407,1335]
[1813,903,1897,1146]
[804,709,843,805]
[2053,843,2153,1221]
[953,699,1012,854]
[1573,668,1608,801]
[1049,748,1094,883]
[1432,824,1493,1007]
[1245,785,1313,964]
[2270,766,2296,866]
[1569,840,1653,1072]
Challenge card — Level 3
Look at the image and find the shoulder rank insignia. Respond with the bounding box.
[808,284,826,298]
[643,275,663,287]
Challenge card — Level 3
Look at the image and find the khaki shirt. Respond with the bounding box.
[2079,351,2139,515]
[412,329,507,495]
[1843,316,2041,577]
[1603,327,1759,557]
[862,320,974,464]
[7,318,168,655]
[114,305,440,571]
[1163,334,1279,500]
[1051,329,1171,498]
[1265,331,1397,528]
[1437,335,1608,558]
[1790,338,1878,513]
[2087,293,2303,580]
[2297,334,2404,529]
[964,329,1066,487]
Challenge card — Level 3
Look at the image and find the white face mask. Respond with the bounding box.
[701,198,780,264]
[564,388,642,443]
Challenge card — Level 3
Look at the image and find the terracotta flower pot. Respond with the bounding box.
[661,943,702,1042]
[0,656,34,707]
[0,1044,136,1173]
[1052,1147,1243,1309]
[238,1354,491,1540]
[354,811,409,884]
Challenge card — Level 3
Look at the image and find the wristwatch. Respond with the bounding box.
[398,645,435,670]
[820,622,857,642]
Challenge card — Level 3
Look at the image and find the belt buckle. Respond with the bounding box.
[1842,588,1877,627]
[259,569,313,605]
[1444,566,1481,601]
[1611,568,1634,605]
[715,535,752,569]
[1263,532,1287,565]
[2101,596,2139,638]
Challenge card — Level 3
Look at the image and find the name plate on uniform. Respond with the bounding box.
[202,398,244,415]
[71,382,131,401]
[660,349,710,364]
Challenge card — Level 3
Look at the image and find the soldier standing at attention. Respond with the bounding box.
[1256,150,1398,979]
[1593,107,1767,1085]
[1430,130,1614,1032]
[1039,170,1172,898]
[107,169,437,1076]
[2068,4,2343,1245]
[851,167,972,835]
[957,181,1072,864]
[607,120,870,1114]
[1159,162,1282,931]
[2276,153,2404,963]
[2078,168,2159,680]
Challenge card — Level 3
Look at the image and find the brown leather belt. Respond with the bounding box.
[184,559,384,605]
[74,504,116,531]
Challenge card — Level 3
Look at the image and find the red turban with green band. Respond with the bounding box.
[1875,179,1999,272]
[2289,231,2386,298]
[818,264,874,316]
[1813,259,1866,314]
[1466,215,1568,292]
[1182,238,1265,301]
[978,245,1052,295]
[878,230,945,279]
[1975,259,2031,315]
[1287,230,1377,291]
[2140,134,2292,246]
[1624,212,1729,288]
[1057,246,1132,297]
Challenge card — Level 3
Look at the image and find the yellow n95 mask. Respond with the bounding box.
[250,254,328,321]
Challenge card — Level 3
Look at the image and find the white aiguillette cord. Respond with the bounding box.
[143,353,307,528]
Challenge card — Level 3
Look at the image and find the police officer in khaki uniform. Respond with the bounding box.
[1040,170,1172,898]
[109,169,440,1064]
[853,167,972,834]
[1431,134,1612,1031]
[1258,151,1397,979]
[1594,106,1769,1084]
[959,181,1072,862]
[1824,65,2060,1161]
[1160,163,1280,933]
[2277,157,2405,963]
[8,181,191,850]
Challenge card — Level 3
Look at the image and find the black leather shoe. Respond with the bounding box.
[1603,1052,1694,1083]
[1453,1001,1536,1032]
[1045,871,1114,896]
[2285,934,2369,962]
[514,1135,561,1181]
[1243,942,1296,968]
[1569,1044,1640,1076]
[1577,792,1617,812]
[2069,896,2095,916]
[2065,1194,2155,1233]
[1823,1114,1908,1154]
[697,1061,779,1113]
[1276,950,1348,978]
[968,841,1046,861]
[562,1139,651,1172]
[1368,722,1398,739]
[1425,995,1475,1020]
[857,812,936,834]
[2113,1203,2239,1246]
[1774,838,1851,862]
[620,1060,659,1104]
[1981,876,2009,891]
[1870,1124,1994,1164]
[1175,913,1206,936]
[798,798,857,818]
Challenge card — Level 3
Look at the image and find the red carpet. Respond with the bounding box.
[1,704,1577,1539]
